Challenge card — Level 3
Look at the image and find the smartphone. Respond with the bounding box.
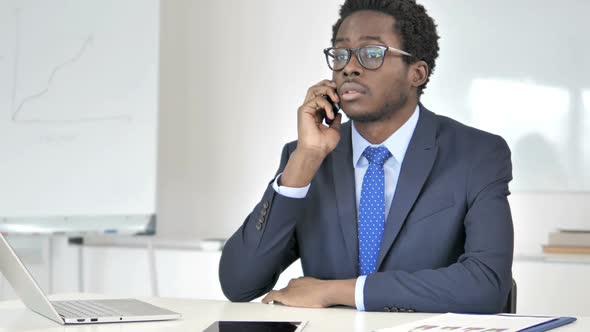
[322,95,340,125]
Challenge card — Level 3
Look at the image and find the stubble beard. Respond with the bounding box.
[346,92,408,123]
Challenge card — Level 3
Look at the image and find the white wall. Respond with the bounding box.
[156,0,341,240]
[510,192,590,255]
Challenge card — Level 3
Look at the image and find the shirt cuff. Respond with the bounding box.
[355,275,367,311]
[271,173,310,198]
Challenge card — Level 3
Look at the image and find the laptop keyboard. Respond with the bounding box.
[52,300,131,318]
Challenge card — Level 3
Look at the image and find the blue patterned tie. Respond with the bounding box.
[358,146,391,275]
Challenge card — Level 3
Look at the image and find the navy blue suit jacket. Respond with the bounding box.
[219,105,514,313]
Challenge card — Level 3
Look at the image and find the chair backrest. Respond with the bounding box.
[503,279,517,313]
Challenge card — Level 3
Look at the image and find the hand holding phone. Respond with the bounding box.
[280,80,341,187]
[321,95,340,125]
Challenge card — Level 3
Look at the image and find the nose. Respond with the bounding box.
[342,52,363,77]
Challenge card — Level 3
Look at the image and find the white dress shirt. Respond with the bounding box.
[272,105,419,310]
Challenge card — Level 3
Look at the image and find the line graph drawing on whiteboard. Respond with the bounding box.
[9,9,133,125]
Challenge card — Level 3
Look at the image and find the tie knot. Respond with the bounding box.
[363,146,391,166]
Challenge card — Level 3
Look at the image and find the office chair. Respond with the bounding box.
[502,279,517,313]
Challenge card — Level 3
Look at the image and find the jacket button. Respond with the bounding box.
[255,222,262,230]
[407,309,415,313]
[383,307,390,312]
[263,201,269,209]
[261,208,267,216]
[391,307,399,312]
[258,216,264,224]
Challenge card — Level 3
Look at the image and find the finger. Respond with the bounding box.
[304,87,332,104]
[302,97,332,116]
[329,89,340,103]
[261,291,276,304]
[305,84,338,104]
[324,83,340,103]
[312,79,337,88]
[329,113,343,130]
[262,290,283,304]
[303,97,334,123]
[308,83,337,97]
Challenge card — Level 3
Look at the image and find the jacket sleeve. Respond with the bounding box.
[364,136,514,313]
[219,142,306,302]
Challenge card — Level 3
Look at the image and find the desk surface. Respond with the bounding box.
[0,294,587,332]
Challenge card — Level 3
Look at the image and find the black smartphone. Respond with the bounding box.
[322,95,340,125]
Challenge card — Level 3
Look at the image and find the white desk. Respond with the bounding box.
[0,294,587,332]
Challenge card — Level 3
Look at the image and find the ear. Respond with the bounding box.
[409,61,429,89]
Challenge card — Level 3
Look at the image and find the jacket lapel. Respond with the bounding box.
[376,106,439,270]
[331,122,359,274]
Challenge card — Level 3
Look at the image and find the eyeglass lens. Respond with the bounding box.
[327,46,386,71]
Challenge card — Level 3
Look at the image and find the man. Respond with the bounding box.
[219,0,513,313]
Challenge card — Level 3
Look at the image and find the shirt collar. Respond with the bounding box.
[351,104,420,168]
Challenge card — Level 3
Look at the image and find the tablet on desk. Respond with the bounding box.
[203,321,308,332]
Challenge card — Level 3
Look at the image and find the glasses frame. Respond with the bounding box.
[323,44,414,71]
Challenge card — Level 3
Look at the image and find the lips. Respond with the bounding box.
[339,81,368,101]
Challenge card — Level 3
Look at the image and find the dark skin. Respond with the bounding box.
[262,10,429,308]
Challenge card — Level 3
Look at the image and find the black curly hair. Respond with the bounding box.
[331,0,440,96]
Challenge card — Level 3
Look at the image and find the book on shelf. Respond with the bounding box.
[543,244,590,255]
[557,228,590,233]
[547,229,590,247]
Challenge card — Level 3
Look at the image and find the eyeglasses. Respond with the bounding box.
[323,44,413,71]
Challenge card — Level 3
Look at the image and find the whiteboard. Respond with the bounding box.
[418,0,590,191]
[0,0,159,217]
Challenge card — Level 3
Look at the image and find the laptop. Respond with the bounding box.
[0,233,181,324]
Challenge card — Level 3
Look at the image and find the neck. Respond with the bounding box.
[354,99,418,144]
